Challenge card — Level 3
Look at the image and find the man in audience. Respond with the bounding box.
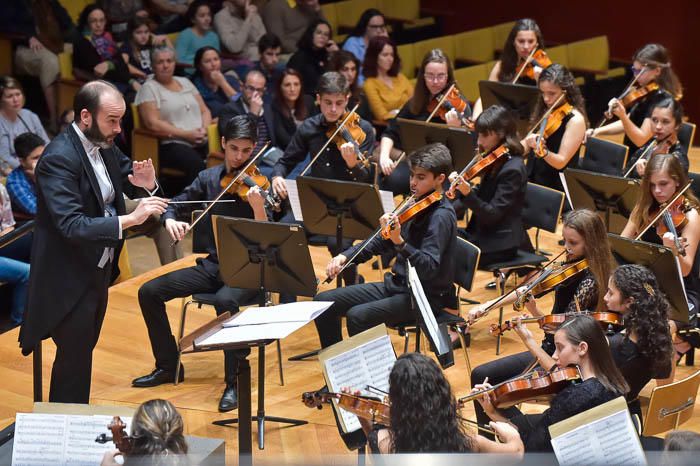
[151,0,193,33]
[6,133,44,218]
[215,0,267,62]
[262,0,324,54]
[0,182,29,328]
[255,33,283,93]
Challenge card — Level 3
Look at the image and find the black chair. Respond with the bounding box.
[482,182,565,354]
[678,122,696,155]
[688,172,700,197]
[578,136,629,176]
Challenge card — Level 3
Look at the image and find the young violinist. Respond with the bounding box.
[313,143,458,348]
[270,71,375,285]
[448,104,527,267]
[474,315,629,452]
[626,97,688,177]
[132,115,273,413]
[376,48,471,195]
[587,43,683,154]
[467,209,615,428]
[522,64,587,194]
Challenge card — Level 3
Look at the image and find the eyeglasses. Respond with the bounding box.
[244,85,265,94]
[630,65,649,76]
[368,24,386,30]
[88,17,106,24]
[424,73,448,82]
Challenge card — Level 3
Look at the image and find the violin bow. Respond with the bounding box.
[595,66,648,129]
[622,138,658,178]
[425,83,456,122]
[459,417,497,436]
[171,141,270,244]
[635,181,692,241]
[512,46,539,84]
[525,92,567,138]
[300,103,361,177]
[448,146,483,194]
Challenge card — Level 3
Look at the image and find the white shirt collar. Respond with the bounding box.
[72,122,101,158]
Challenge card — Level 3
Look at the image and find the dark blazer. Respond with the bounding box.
[217,95,277,148]
[461,155,527,254]
[19,125,147,354]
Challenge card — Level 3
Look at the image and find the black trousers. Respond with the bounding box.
[159,142,207,196]
[314,282,413,348]
[138,264,260,385]
[49,265,111,403]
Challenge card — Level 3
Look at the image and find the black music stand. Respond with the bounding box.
[564,168,641,234]
[397,118,476,170]
[479,80,540,137]
[211,216,317,450]
[608,233,690,323]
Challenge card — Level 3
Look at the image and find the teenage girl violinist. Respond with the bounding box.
[620,154,700,370]
[587,43,683,154]
[626,97,688,178]
[467,209,616,430]
[472,315,629,452]
[447,104,527,267]
[521,64,587,194]
[376,48,471,195]
[472,18,549,119]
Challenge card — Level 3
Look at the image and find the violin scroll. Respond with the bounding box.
[95,416,133,454]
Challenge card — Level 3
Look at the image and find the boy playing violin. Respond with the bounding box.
[313,143,458,349]
[132,115,272,413]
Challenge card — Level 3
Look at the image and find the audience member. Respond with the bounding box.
[0,183,29,327]
[135,47,211,195]
[254,33,283,92]
[192,46,241,118]
[271,69,316,150]
[326,51,370,121]
[58,109,74,133]
[288,19,338,96]
[662,431,700,466]
[151,0,193,34]
[121,17,174,91]
[0,77,50,176]
[363,36,412,122]
[262,0,324,54]
[342,9,388,85]
[98,0,146,42]
[6,133,43,217]
[175,0,220,69]
[214,1,266,63]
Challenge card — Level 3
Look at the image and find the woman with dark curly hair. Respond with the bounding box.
[604,264,673,420]
[354,352,523,454]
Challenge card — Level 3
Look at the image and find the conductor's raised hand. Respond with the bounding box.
[326,254,347,280]
[129,159,157,190]
[271,176,288,199]
[165,218,190,242]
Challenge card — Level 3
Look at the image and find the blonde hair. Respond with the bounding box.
[127,399,188,466]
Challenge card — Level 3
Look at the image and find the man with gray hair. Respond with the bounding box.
[19,80,168,404]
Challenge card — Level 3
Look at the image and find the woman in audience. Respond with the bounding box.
[342,9,388,85]
[175,0,221,70]
[120,17,174,91]
[362,36,412,123]
[287,19,338,96]
[270,69,315,150]
[0,182,29,328]
[73,4,133,95]
[192,46,241,119]
[0,77,49,176]
[135,47,211,195]
[326,50,370,121]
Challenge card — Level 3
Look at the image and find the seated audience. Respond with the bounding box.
[192,46,241,119]
[288,19,338,96]
[362,36,412,122]
[214,0,266,63]
[262,0,324,54]
[254,33,283,95]
[135,46,211,195]
[0,183,29,327]
[271,69,316,150]
[58,109,74,133]
[326,51,370,121]
[98,0,147,42]
[151,0,192,34]
[342,9,388,85]
[0,77,50,176]
[6,133,43,217]
[120,17,174,90]
[175,0,220,70]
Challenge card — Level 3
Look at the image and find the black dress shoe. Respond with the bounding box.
[219,384,238,412]
[485,281,497,290]
[132,367,184,387]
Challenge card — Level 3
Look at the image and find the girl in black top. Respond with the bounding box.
[522,64,587,194]
[448,105,527,266]
[287,19,339,97]
[475,315,629,452]
[270,68,316,150]
[603,264,673,421]
[588,43,683,154]
[326,50,371,121]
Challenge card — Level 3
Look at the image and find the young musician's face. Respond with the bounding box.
[562,226,586,259]
[604,277,632,314]
[317,92,349,123]
[477,130,501,153]
[423,62,449,96]
[633,60,661,86]
[552,329,586,368]
[539,80,564,109]
[514,30,538,59]
[222,137,255,171]
[649,169,680,205]
[409,166,444,197]
[650,107,678,141]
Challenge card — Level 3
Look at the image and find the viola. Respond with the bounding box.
[533,102,574,158]
[325,109,369,167]
[427,85,473,129]
[513,258,589,311]
[490,311,623,336]
[459,366,582,409]
[220,164,281,211]
[380,191,442,239]
[446,145,509,199]
[514,48,552,83]
[95,416,133,454]
[619,82,660,109]
[302,391,391,425]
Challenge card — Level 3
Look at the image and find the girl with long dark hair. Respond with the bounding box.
[288,19,339,96]
[342,8,388,84]
[192,46,241,118]
[362,36,412,123]
[270,68,316,150]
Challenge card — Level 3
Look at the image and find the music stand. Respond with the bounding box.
[564,169,641,234]
[211,216,317,450]
[479,80,540,137]
[397,118,476,170]
[608,233,690,323]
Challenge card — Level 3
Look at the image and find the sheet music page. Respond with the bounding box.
[550,409,646,466]
[285,179,303,221]
[560,172,573,210]
[12,413,133,466]
[407,262,449,355]
[222,301,333,327]
[323,335,395,432]
[379,189,396,213]
[198,321,306,346]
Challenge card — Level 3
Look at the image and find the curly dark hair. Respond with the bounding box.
[498,18,545,83]
[388,353,472,453]
[530,63,587,126]
[611,264,673,371]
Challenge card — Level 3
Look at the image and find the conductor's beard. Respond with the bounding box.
[84,120,115,150]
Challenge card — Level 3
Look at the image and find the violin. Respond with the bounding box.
[220,163,281,211]
[619,82,660,110]
[446,145,509,199]
[513,258,589,311]
[459,366,581,409]
[380,191,442,239]
[302,391,391,425]
[651,196,691,257]
[490,311,623,336]
[95,416,133,454]
[533,102,574,158]
[514,48,552,83]
[427,84,473,129]
[325,109,369,167]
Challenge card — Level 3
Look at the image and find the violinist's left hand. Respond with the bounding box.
[100,450,122,466]
[247,185,265,212]
[523,133,539,151]
[444,108,461,127]
[129,159,157,191]
[512,317,536,345]
[472,379,499,418]
[380,212,402,244]
[635,158,648,177]
[661,231,688,254]
[609,98,626,119]
[448,171,470,196]
[339,142,358,168]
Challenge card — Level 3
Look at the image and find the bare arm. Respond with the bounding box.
[138,101,191,139]
[542,111,586,170]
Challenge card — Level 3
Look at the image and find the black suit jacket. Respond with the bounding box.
[19,125,147,354]
[217,96,277,148]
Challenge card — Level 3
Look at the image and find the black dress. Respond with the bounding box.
[528,111,578,193]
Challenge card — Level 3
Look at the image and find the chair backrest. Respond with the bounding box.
[320,2,338,40]
[453,237,480,292]
[642,369,700,436]
[131,103,142,129]
[567,36,609,74]
[453,27,493,64]
[453,64,489,103]
[545,44,569,67]
[688,172,700,196]
[523,182,565,232]
[678,122,696,155]
[490,21,516,55]
[380,0,421,21]
[58,52,74,80]
[397,43,416,79]
[112,242,132,285]
[412,36,456,70]
[336,0,376,30]
[579,136,629,176]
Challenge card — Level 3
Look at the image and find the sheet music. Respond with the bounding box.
[560,172,574,210]
[285,179,303,221]
[222,301,332,327]
[379,189,396,213]
[407,261,449,356]
[12,413,132,466]
[550,409,646,466]
[324,335,395,432]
